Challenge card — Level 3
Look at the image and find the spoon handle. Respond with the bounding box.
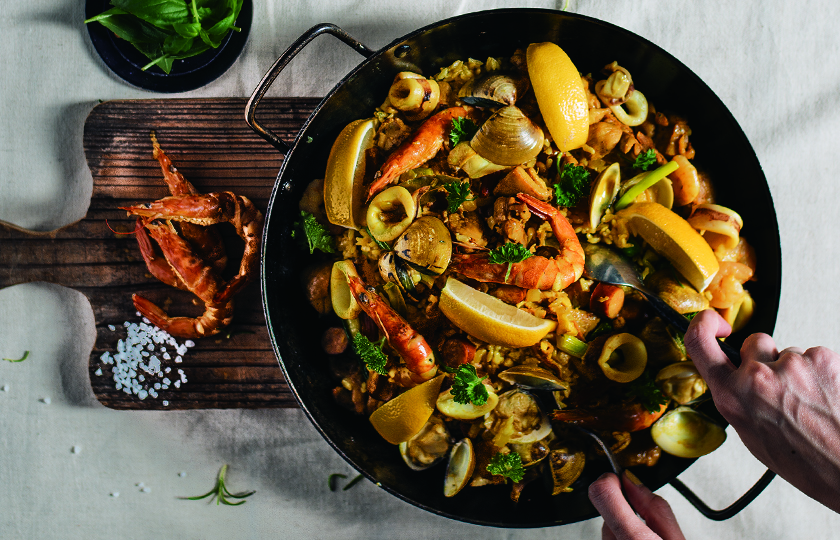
[642,292,743,367]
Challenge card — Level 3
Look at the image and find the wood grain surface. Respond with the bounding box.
[0,98,321,409]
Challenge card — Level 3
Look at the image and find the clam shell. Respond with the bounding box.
[470,106,544,166]
[443,438,476,497]
[621,171,674,209]
[393,216,452,275]
[497,365,569,392]
[548,447,585,495]
[436,387,499,420]
[492,389,552,444]
[655,362,708,405]
[589,162,621,229]
[459,72,530,107]
[651,406,726,458]
[399,416,451,471]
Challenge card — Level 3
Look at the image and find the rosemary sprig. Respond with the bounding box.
[328,473,364,492]
[3,351,30,363]
[179,464,255,506]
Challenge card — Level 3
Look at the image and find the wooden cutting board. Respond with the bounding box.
[0,98,321,409]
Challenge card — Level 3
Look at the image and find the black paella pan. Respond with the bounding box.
[247,8,781,527]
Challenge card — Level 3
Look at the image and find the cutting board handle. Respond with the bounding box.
[246,23,375,153]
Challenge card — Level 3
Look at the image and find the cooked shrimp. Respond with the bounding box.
[707,261,753,309]
[367,106,467,200]
[122,191,264,303]
[346,275,437,382]
[451,193,585,291]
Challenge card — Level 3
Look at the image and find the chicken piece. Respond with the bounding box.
[585,122,623,161]
[377,116,412,152]
[447,210,488,248]
[490,196,531,243]
[494,167,553,201]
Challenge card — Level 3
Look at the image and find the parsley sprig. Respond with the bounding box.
[633,149,657,171]
[352,333,388,375]
[441,364,488,406]
[488,242,533,282]
[179,464,255,506]
[625,370,670,414]
[554,163,592,207]
[487,452,526,482]
[292,211,336,254]
[443,181,475,213]
[449,117,479,146]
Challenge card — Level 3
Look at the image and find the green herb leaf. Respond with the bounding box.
[487,452,526,482]
[633,149,657,171]
[365,226,391,251]
[328,473,347,492]
[553,163,592,207]
[449,117,479,147]
[448,364,488,406]
[352,333,388,375]
[292,211,336,254]
[110,0,191,28]
[3,351,30,363]
[625,370,670,414]
[342,474,364,491]
[488,242,533,282]
[587,320,613,340]
[179,464,255,506]
[443,181,474,213]
[684,311,700,321]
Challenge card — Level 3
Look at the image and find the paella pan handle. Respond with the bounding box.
[670,468,776,520]
[246,23,375,153]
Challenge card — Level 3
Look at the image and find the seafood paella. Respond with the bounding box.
[295,42,756,501]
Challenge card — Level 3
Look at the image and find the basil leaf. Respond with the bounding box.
[83,7,129,24]
[96,13,170,45]
[173,22,201,38]
[110,0,191,28]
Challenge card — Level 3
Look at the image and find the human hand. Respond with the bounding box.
[589,472,686,540]
[684,310,840,513]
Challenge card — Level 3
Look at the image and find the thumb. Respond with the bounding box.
[684,309,735,391]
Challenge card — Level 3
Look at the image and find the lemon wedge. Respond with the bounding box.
[439,277,557,348]
[618,202,720,291]
[526,42,589,152]
[369,374,444,444]
[324,118,377,229]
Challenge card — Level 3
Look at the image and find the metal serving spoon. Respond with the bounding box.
[581,243,742,366]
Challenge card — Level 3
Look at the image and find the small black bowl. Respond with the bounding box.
[85,0,252,92]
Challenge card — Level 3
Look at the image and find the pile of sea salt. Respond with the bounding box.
[95,318,193,401]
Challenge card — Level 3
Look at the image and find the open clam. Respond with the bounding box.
[498,365,569,392]
[436,386,499,420]
[486,389,553,446]
[651,406,726,458]
[443,438,476,497]
[393,216,452,275]
[655,362,707,405]
[589,162,621,229]
[620,171,674,209]
[459,72,530,107]
[548,446,585,495]
[399,416,452,471]
[470,106,545,166]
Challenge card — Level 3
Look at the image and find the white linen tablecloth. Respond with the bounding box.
[2,0,840,537]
